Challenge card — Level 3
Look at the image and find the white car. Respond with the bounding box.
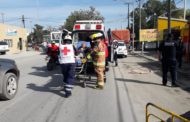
[0,41,9,55]
[116,41,128,57]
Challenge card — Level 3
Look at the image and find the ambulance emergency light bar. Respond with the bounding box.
[75,20,103,24]
[74,20,104,30]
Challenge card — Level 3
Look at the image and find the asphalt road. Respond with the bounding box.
[0,51,189,122]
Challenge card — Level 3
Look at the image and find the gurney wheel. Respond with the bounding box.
[82,82,86,88]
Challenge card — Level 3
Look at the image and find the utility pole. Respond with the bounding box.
[132,2,135,53]
[1,13,4,23]
[128,3,130,29]
[168,0,171,34]
[139,0,141,30]
[137,0,143,54]
[22,15,25,28]
[124,2,130,29]
[184,0,186,20]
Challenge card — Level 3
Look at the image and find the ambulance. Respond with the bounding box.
[72,20,110,70]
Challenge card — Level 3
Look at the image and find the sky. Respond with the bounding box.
[0,0,190,32]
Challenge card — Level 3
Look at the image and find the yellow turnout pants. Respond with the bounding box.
[94,66,105,87]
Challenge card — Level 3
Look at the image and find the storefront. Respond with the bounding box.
[0,23,27,54]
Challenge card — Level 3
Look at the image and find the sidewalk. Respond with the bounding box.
[133,51,190,90]
[0,50,43,59]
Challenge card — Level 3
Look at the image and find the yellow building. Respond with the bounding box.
[0,23,27,54]
[157,17,189,40]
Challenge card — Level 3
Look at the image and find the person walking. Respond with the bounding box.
[90,33,106,89]
[176,37,184,68]
[158,33,178,87]
[59,34,76,97]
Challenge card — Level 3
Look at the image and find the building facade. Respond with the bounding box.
[0,23,27,54]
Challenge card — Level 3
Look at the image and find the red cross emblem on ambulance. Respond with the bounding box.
[61,47,71,55]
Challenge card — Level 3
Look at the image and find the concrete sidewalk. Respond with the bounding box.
[133,51,190,90]
[0,50,43,59]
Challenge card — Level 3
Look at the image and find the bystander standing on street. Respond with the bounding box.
[176,37,185,68]
[158,33,178,87]
[113,40,119,66]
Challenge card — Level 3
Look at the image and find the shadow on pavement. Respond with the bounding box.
[133,52,190,93]
[27,65,65,97]
[115,78,165,87]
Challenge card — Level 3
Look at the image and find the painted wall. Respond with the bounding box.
[0,23,27,54]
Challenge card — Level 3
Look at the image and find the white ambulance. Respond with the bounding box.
[72,20,110,72]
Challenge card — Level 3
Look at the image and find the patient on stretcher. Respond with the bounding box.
[75,41,91,66]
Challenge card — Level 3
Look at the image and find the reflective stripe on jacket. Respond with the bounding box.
[92,41,106,67]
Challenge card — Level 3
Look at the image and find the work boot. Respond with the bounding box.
[115,62,118,66]
[162,81,167,86]
[65,92,72,98]
[172,83,178,87]
[97,85,104,90]
[94,84,104,90]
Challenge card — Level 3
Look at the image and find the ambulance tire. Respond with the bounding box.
[47,62,53,71]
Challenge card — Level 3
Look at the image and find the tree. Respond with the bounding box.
[130,0,178,40]
[63,6,104,31]
[27,24,50,44]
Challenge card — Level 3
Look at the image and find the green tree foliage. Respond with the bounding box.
[130,0,189,40]
[27,24,50,44]
[63,6,104,31]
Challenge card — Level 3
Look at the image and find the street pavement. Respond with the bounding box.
[0,51,189,122]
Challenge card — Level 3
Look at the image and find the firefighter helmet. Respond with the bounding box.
[90,33,103,40]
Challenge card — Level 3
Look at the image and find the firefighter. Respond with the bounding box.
[90,33,106,89]
[59,35,76,97]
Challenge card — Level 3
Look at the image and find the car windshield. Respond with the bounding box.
[72,31,105,47]
[118,42,125,46]
[0,42,7,45]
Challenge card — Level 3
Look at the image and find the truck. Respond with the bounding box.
[110,29,130,57]
[111,29,130,44]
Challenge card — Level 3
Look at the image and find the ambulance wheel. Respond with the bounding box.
[47,62,53,71]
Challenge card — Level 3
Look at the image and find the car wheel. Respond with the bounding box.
[1,52,6,55]
[1,73,18,100]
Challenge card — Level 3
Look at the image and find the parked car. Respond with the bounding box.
[116,41,128,57]
[0,59,20,100]
[0,41,9,55]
